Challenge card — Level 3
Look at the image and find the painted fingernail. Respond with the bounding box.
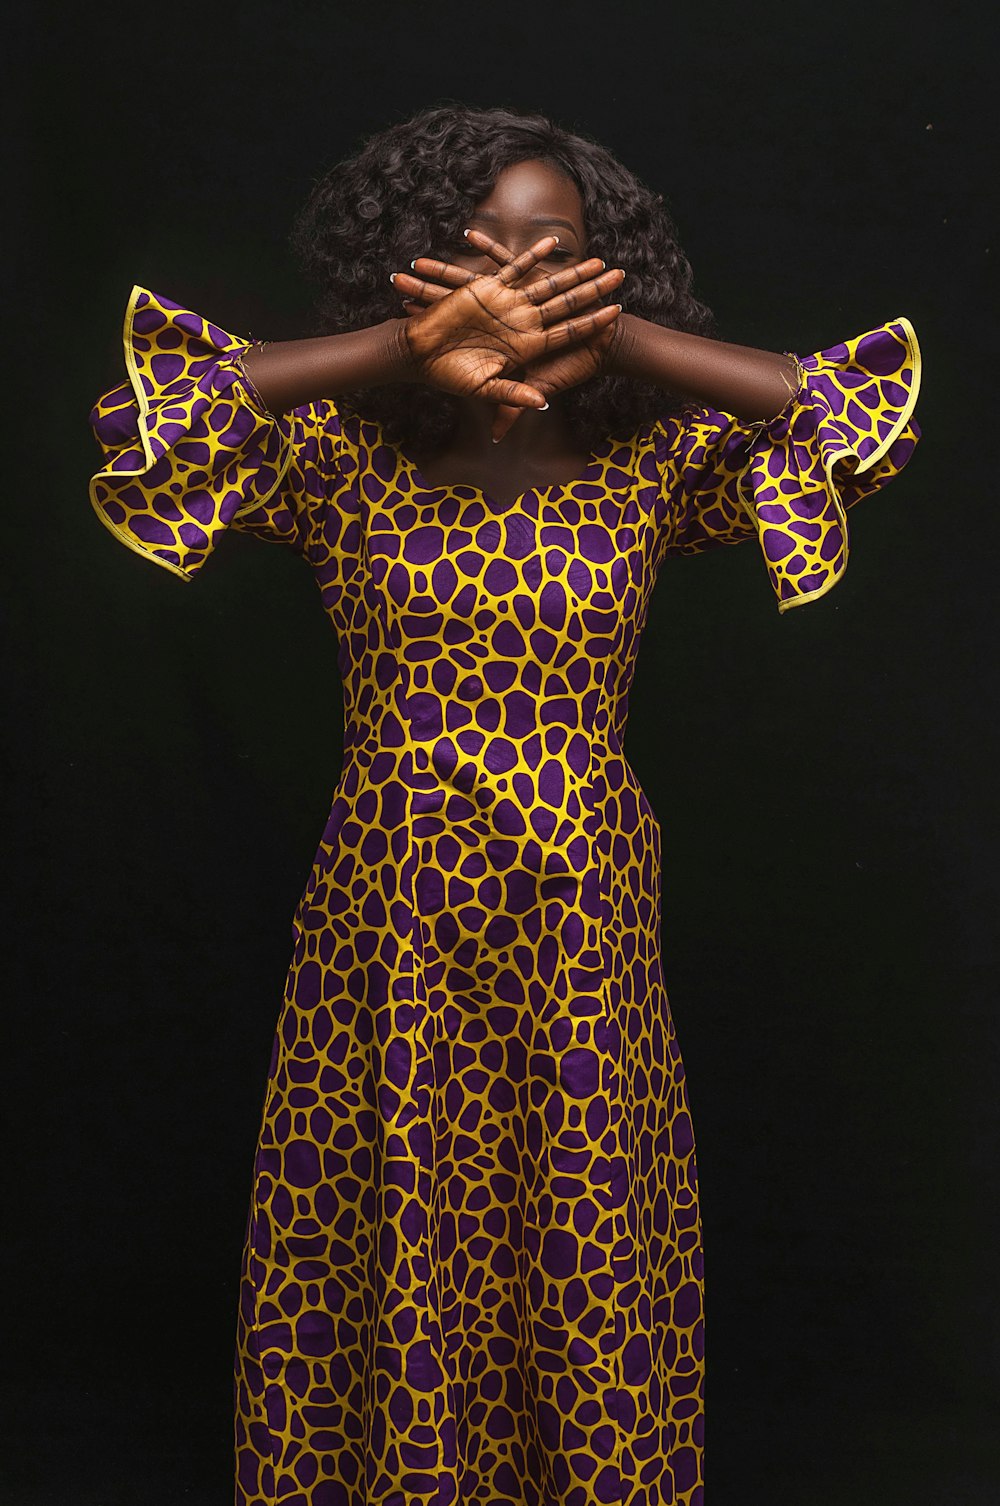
[409,259,418,269]
[463,229,472,238]
[539,402,550,410]
[389,273,397,283]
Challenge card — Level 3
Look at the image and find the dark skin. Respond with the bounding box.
[391,158,799,504]
[242,159,799,506]
[393,159,622,499]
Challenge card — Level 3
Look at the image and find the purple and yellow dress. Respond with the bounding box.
[88,287,920,1506]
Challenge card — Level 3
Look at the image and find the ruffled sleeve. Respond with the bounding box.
[87,285,358,582]
[652,317,922,613]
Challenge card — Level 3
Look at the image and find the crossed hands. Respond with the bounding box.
[390,229,627,444]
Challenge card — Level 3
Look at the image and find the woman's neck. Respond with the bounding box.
[407,392,598,505]
[428,394,585,468]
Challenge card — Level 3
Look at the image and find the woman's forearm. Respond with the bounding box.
[240,318,416,415]
[607,313,801,421]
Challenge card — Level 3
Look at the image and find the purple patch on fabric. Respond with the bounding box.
[295,1310,335,1358]
[673,1446,699,1491]
[762,528,796,562]
[173,312,205,338]
[560,1047,599,1098]
[284,1140,320,1190]
[674,1281,701,1328]
[404,1340,444,1393]
[856,329,905,376]
[623,1334,652,1384]
[578,524,615,564]
[846,398,877,432]
[132,308,166,335]
[91,399,137,447]
[183,489,216,524]
[151,495,183,522]
[765,448,786,479]
[540,1228,578,1277]
[815,373,846,416]
[218,408,257,448]
[790,407,818,443]
[173,439,213,466]
[820,530,844,562]
[403,526,444,565]
[131,514,175,545]
[150,353,186,384]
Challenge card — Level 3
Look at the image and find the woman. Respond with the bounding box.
[87,103,921,1506]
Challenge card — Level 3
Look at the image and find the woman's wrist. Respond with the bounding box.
[385,317,421,384]
[603,312,692,384]
[239,319,421,414]
[601,311,801,421]
[603,311,642,379]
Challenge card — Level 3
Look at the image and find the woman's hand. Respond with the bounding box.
[395,228,626,441]
[390,232,624,415]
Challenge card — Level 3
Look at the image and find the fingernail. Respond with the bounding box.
[539,402,550,410]
[409,259,418,269]
[389,273,396,283]
[463,229,472,238]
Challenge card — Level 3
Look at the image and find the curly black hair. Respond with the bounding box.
[288,102,717,453]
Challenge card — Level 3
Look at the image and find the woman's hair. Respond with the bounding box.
[289,102,717,452]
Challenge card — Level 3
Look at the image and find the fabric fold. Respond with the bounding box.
[739,317,922,612]
[87,285,293,580]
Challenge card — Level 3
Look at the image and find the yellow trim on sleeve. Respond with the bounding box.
[820,316,923,479]
[88,285,194,582]
[759,315,922,616]
[775,317,922,614]
[775,555,847,613]
[88,286,296,577]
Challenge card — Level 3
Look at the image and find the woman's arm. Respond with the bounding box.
[246,234,624,416]
[606,313,801,421]
[241,320,413,415]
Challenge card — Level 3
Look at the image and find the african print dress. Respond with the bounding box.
[88,287,921,1506]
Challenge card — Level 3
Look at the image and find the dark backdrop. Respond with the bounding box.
[7,2,998,1503]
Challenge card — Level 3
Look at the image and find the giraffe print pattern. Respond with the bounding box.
[88,287,921,1506]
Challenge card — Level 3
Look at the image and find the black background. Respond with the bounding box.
[7,2,998,1502]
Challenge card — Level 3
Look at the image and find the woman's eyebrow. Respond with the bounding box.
[472,210,581,235]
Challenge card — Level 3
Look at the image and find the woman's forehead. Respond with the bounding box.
[472,160,584,226]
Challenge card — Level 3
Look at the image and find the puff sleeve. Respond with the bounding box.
[653,317,922,613]
[87,285,358,582]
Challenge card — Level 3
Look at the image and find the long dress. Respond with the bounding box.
[88,287,921,1506]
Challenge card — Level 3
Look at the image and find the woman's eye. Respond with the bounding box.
[535,247,576,263]
[446,244,574,262]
